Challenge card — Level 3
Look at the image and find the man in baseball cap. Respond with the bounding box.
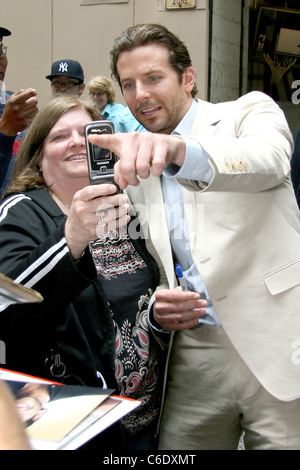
[46,59,85,97]
[0,27,11,82]
[0,26,38,195]
[0,27,11,38]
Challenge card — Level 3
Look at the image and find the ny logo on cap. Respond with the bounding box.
[58,62,69,73]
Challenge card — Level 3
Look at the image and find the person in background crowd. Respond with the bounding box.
[88,23,300,450]
[0,26,38,196]
[46,59,85,97]
[87,75,146,134]
[87,75,124,121]
[0,96,169,450]
[290,124,300,209]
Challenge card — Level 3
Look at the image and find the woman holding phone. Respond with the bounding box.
[0,96,168,449]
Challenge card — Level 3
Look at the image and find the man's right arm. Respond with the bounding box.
[0,88,38,137]
[0,88,38,194]
[0,131,15,189]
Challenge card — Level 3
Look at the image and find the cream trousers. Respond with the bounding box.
[158,324,300,450]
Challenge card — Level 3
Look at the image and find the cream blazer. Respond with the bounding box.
[126,91,300,401]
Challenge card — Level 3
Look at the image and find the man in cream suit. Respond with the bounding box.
[89,24,300,450]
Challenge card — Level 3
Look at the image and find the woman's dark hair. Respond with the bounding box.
[110,23,198,98]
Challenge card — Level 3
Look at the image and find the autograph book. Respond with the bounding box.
[0,368,140,450]
[0,272,43,311]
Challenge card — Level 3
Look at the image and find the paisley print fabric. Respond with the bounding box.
[89,227,160,436]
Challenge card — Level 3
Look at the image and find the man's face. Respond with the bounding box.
[0,38,8,82]
[117,43,195,135]
[50,77,85,97]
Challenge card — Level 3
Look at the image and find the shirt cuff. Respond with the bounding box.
[163,136,214,183]
[147,293,170,334]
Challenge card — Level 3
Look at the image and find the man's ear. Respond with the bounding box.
[79,83,86,95]
[183,66,196,94]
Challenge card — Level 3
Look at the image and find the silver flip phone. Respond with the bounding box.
[85,120,119,187]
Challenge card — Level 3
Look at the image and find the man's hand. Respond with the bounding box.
[88,131,186,189]
[0,88,38,136]
[153,287,208,331]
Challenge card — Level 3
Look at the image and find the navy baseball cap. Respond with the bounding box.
[46,59,84,83]
[0,27,11,39]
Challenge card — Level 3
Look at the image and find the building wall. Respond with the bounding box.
[1,0,210,108]
[209,0,249,103]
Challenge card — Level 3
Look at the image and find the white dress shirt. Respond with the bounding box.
[162,100,221,326]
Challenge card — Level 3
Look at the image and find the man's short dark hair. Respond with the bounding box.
[110,23,198,98]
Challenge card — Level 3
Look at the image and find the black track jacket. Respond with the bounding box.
[0,188,121,388]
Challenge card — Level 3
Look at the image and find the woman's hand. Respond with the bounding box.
[65,184,130,260]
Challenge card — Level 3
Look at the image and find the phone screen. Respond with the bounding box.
[86,122,115,172]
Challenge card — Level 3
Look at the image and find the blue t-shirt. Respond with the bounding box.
[101,102,125,121]
[112,107,147,133]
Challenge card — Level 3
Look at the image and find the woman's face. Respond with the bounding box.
[89,89,108,111]
[40,107,91,187]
